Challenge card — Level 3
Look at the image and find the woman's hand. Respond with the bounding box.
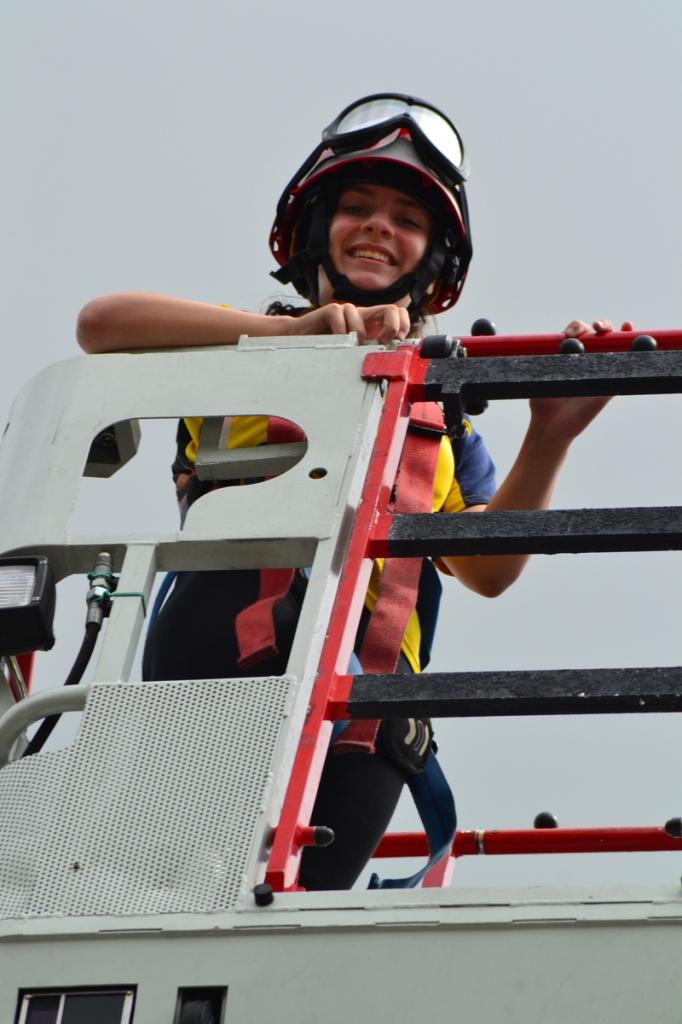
[291,302,411,344]
[528,318,635,444]
[563,318,635,340]
[444,316,634,598]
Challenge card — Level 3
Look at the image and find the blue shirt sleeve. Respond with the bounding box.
[452,425,496,506]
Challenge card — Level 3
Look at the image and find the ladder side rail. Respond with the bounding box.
[265,352,419,891]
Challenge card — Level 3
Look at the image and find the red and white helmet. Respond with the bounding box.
[270,94,473,313]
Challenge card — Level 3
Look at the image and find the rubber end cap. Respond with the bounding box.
[534,811,559,829]
[313,826,335,848]
[464,398,489,417]
[470,318,497,336]
[420,335,454,359]
[665,817,682,838]
[253,883,274,907]
[632,334,658,351]
[558,338,585,354]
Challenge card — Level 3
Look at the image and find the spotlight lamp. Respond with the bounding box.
[0,555,56,656]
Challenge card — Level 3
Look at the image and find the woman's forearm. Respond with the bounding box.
[441,421,571,597]
[77,292,293,353]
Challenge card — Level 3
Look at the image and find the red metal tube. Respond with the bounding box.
[293,826,320,849]
[461,827,682,856]
[16,652,35,692]
[447,329,682,358]
[372,827,682,860]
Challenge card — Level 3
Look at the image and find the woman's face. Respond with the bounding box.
[318,182,432,306]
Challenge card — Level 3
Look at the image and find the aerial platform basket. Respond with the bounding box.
[2,330,682,1023]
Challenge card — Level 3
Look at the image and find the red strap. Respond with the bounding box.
[334,403,444,754]
[235,568,295,670]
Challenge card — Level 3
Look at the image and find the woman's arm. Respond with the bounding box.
[442,319,633,597]
[76,292,413,353]
[76,292,300,353]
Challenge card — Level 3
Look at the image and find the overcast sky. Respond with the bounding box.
[2,0,682,889]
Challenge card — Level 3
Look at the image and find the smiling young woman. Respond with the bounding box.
[77,93,623,891]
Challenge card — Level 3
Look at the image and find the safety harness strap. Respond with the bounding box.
[333,402,445,754]
[369,744,456,889]
[235,568,295,669]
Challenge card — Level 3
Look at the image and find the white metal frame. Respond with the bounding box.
[2,339,681,1023]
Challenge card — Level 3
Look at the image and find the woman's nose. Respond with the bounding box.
[362,208,393,235]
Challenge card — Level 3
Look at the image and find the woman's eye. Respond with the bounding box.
[344,204,367,216]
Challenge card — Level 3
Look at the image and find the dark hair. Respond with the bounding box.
[264,298,426,334]
[264,300,310,319]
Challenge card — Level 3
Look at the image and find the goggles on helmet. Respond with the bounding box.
[323,93,469,188]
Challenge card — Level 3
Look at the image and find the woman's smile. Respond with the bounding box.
[350,247,391,261]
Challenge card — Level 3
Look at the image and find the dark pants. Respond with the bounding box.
[143,570,411,890]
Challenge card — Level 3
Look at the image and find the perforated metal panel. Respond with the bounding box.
[0,676,294,918]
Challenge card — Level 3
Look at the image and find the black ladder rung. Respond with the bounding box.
[349,666,682,717]
[423,350,682,402]
[369,506,682,557]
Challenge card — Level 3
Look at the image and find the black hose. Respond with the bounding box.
[22,620,101,758]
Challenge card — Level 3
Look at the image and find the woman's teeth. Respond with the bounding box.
[352,249,389,263]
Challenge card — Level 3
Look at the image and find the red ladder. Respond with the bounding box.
[266,329,682,892]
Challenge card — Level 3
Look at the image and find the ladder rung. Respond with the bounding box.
[423,349,682,402]
[346,666,682,717]
[367,507,682,557]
